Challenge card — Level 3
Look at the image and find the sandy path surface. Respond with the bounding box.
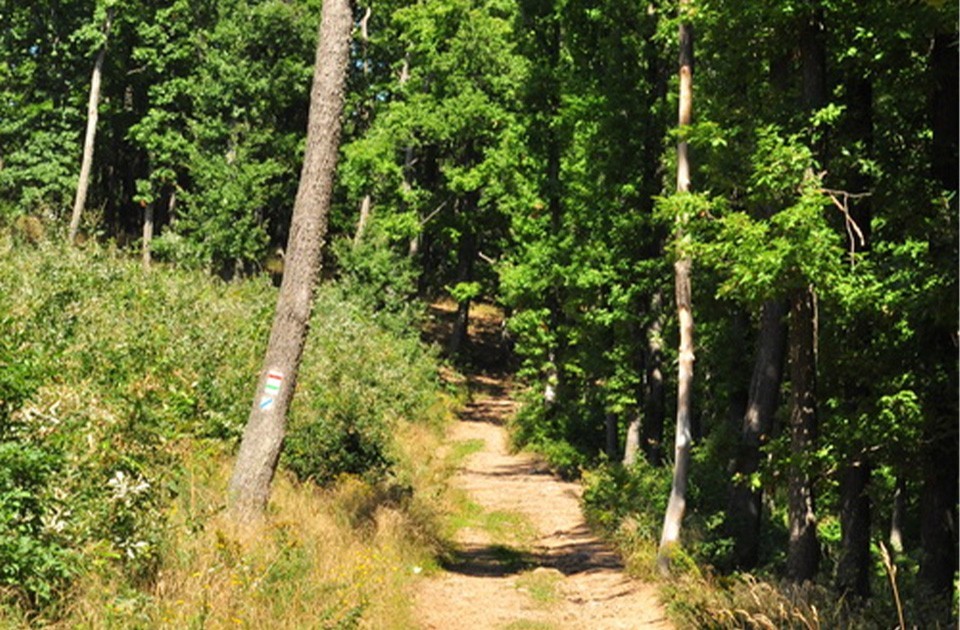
[414,374,672,630]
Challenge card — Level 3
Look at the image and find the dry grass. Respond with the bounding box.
[49,402,456,630]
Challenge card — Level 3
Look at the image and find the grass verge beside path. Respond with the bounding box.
[0,238,461,627]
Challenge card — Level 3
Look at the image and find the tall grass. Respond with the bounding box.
[0,235,455,626]
[61,447,450,629]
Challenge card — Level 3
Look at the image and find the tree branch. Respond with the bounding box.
[819,187,871,263]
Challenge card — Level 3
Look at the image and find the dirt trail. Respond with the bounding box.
[414,372,672,630]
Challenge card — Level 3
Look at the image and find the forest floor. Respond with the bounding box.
[415,302,672,630]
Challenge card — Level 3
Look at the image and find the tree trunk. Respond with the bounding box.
[786,286,820,582]
[831,69,875,600]
[784,4,826,584]
[658,3,694,575]
[352,194,372,247]
[842,77,873,254]
[622,409,641,466]
[605,411,618,460]
[918,34,959,604]
[168,188,178,226]
[68,8,113,245]
[658,258,694,575]
[448,219,477,357]
[534,5,565,412]
[837,455,871,600]
[888,474,905,555]
[919,424,958,602]
[643,291,666,467]
[227,0,352,524]
[142,201,154,270]
[930,33,958,194]
[352,8,373,250]
[836,454,871,600]
[726,299,787,569]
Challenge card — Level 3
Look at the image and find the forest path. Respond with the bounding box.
[415,303,672,630]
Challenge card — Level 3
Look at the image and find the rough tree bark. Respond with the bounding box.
[836,455,871,599]
[68,8,113,245]
[227,0,353,524]
[726,299,787,569]
[918,31,959,609]
[642,291,666,466]
[786,286,820,582]
[657,0,694,576]
[785,5,826,583]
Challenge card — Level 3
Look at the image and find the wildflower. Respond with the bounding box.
[118,539,150,559]
[41,507,70,534]
[108,470,151,503]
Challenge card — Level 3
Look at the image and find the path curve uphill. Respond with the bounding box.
[415,373,672,630]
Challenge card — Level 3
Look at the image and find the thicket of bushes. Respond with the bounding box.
[0,235,444,621]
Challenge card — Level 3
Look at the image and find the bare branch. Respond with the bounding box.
[419,198,449,226]
[818,187,871,263]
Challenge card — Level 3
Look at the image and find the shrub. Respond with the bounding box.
[509,392,593,478]
[283,410,392,486]
[283,286,441,485]
[331,233,422,335]
[582,460,671,541]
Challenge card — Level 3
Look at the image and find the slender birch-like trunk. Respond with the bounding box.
[657,0,694,576]
[142,201,154,270]
[68,8,113,244]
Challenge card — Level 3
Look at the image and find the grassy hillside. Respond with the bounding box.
[0,236,454,627]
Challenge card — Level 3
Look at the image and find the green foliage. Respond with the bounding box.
[284,286,441,486]
[0,0,957,622]
[0,238,273,607]
[331,232,422,334]
[0,443,75,607]
[509,393,592,478]
[582,461,671,541]
[283,411,392,487]
[0,121,79,219]
[0,238,444,616]
[171,149,278,272]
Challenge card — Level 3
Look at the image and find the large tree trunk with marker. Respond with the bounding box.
[657,0,694,576]
[227,0,353,524]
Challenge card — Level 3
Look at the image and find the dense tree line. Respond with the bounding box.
[1,0,956,621]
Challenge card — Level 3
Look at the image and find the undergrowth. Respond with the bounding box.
[0,236,454,625]
[580,457,956,629]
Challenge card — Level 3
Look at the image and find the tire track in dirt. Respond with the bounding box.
[414,373,672,630]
